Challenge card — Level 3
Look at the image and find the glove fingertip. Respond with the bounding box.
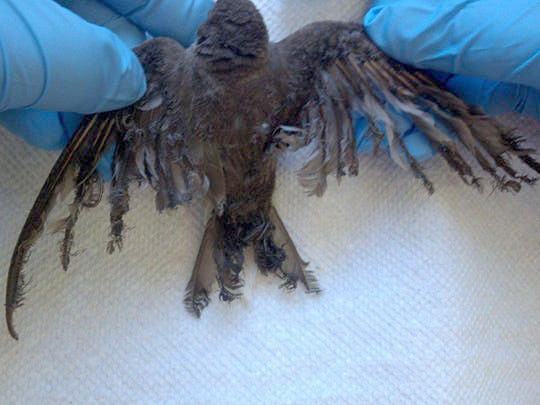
[445,76,540,119]
[354,114,390,154]
[363,5,385,27]
[363,5,391,48]
[177,0,216,46]
[91,32,147,111]
[60,112,85,140]
[96,143,115,182]
[402,130,437,161]
[353,113,437,161]
[0,110,83,150]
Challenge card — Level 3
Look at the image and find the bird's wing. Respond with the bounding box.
[5,37,225,339]
[273,21,539,197]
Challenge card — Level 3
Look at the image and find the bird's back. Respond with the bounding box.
[193,61,283,223]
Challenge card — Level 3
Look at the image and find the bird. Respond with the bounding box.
[5,0,539,340]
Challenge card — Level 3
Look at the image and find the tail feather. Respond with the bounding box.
[183,217,218,317]
[266,207,320,294]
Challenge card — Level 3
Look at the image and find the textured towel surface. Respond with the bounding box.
[1,1,539,403]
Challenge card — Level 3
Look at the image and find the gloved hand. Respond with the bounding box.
[359,0,540,160]
[0,0,214,179]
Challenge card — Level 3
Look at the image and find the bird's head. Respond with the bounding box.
[195,0,269,73]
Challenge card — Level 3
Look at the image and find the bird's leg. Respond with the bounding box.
[254,206,320,293]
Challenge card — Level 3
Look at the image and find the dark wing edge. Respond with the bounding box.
[274,21,540,197]
[5,112,115,339]
[5,37,221,339]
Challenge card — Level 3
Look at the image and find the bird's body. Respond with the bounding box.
[5,0,539,339]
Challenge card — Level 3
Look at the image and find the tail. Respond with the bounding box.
[254,206,321,294]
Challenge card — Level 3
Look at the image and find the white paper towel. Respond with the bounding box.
[1,1,539,403]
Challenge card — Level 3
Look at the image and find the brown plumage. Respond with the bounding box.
[5,0,539,339]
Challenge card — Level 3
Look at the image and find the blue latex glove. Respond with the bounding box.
[0,0,214,179]
[359,0,540,160]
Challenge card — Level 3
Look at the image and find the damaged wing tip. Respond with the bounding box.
[183,291,210,318]
[304,274,322,295]
[186,306,202,319]
[183,300,202,318]
[304,283,322,295]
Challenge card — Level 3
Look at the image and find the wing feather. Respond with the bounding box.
[274,21,539,196]
[5,37,223,339]
[5,113,115,339]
